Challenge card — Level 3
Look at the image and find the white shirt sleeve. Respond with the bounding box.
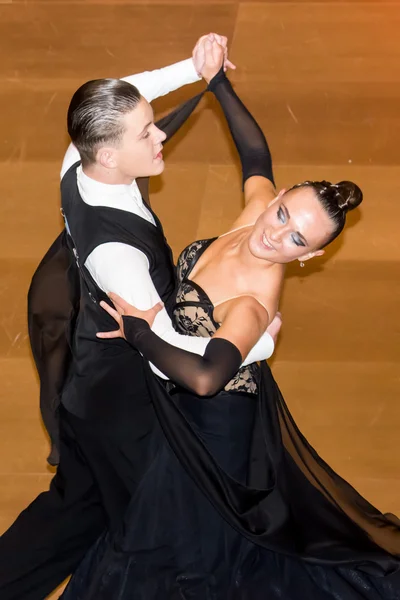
[85,242,274,379]
[61,143,81,179]
[60,58,201,179]
[121,58,201,103]
[85,242,210,379]
[243,331,274,364]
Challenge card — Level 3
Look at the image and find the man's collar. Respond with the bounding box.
[77,165,143,205]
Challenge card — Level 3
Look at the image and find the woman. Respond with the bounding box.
[63,47,400,599]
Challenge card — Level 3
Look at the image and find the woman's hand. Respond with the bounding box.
[96,293,164,340]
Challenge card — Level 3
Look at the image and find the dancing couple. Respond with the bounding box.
[0,33,399,600]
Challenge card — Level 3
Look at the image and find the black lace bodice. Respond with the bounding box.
[173,239,259,394]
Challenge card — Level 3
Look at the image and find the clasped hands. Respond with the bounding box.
[192,32,236,83]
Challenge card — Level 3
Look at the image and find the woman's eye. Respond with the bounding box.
[291,235,304,247]
[143,131,150,139]
[278,208,285,223]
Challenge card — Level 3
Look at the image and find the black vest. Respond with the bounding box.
[60,162,176,420]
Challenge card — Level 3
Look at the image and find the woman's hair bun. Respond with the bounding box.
[330,181,363,213]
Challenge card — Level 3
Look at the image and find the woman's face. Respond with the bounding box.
[248,187,334,264]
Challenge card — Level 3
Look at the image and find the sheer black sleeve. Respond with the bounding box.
[156,92,204,142]
[122,316,241,396]
[208,68,274,188]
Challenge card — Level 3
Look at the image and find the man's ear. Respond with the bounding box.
[96,147,118,170]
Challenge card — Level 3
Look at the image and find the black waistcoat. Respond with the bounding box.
[60,162,176,420]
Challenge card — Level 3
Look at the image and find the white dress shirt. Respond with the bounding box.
[61,58,274,378]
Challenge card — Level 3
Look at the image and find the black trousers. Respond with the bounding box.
[0,388,161,600]
[0,408,106,600]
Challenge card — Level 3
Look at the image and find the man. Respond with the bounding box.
[0,34,278,600]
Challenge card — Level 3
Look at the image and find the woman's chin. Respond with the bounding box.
[249,239,275,262]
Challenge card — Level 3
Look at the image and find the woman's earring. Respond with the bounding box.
[299,261,305,268]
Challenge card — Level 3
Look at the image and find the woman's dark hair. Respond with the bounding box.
[67,78,141,166]
[289,180,363,247]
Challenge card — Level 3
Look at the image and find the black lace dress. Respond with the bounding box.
[61,238,400,600]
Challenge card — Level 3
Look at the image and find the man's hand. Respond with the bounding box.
[192,32,236,80]
[96,294,164,340]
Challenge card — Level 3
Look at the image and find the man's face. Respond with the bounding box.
[112,98,167,182]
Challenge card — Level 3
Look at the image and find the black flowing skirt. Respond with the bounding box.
[61,362,400,599]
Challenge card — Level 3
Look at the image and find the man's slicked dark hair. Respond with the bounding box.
[67,78,141,165]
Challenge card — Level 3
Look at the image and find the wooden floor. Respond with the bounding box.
[0,1,399,597]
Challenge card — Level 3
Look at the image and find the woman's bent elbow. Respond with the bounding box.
[191,373,225,397]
